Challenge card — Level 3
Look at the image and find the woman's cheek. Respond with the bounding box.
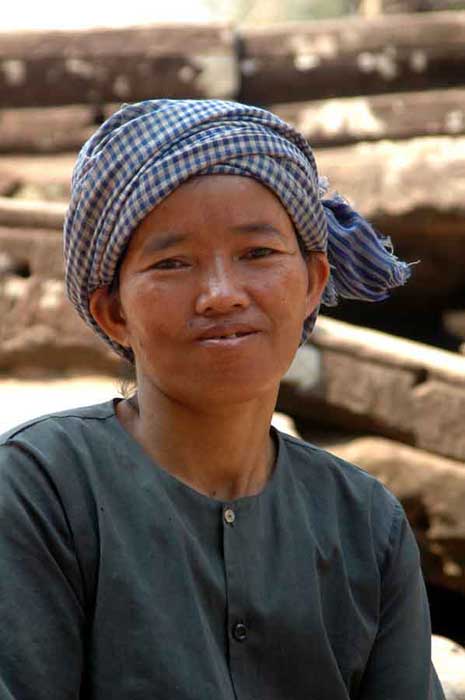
[272,264,309,310]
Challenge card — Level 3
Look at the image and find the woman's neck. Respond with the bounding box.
[117,386,278,502]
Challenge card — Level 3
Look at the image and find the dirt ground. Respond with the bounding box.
[1,376,119,434]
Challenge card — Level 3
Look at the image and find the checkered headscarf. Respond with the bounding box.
[64,99,411,360]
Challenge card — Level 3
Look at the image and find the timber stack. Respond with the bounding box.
[1,8,465,650]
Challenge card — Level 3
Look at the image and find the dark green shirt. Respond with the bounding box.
[0,400,444,699]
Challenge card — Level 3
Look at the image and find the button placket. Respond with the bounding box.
[222,502,254,698]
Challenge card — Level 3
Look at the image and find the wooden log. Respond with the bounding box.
[0,171,19,196]
[0,105,101,154]
[0,154,75,202]
[0,24,237,108]
[443,310,465,343]
[0,198,66,229]
[316,136,465,222]
[239,10,465,104]
[358,0,383,16]
[4,88,465,154]
[273,88,465,147]
[381,0,461,11]
[316,136,465,303]
[0,226,120,375]
[278,315,465,461]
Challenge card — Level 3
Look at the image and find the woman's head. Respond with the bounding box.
[64,98,412,367]
[89,174,329,406]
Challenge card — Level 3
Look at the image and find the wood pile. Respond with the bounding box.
[0,25,238,107]
[1,10,465,335]
[2,13,464,107]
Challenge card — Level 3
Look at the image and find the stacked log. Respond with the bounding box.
[0,105,101,154]
[2,13,465,108]
[0,198,119,376]
[380,0,465,11]
[2,87,465,153]
[273,88,465,147]
[238,11,465,104]
[0,24,237,107]
[280,316,465,462]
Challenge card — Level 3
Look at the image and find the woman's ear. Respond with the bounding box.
[89,286,131,350]
[304,252,330,318]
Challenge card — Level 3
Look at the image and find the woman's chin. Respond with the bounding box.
[159,373,281,411]
[201,383,278,407]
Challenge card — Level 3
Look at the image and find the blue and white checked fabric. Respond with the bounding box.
[64,99,412,360]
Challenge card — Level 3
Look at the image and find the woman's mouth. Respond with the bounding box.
[197,331,258,346]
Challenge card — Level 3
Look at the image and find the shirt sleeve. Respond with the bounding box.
[358,498,446,700]
[0,441,86,700]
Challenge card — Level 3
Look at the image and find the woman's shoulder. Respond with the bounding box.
[277,428,383,488]
[276,428,402,542]
[0,400,123,535]
[0,400,118,479]
[0,400,116,446]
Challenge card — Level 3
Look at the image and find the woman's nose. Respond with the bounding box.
[195,259,250,315]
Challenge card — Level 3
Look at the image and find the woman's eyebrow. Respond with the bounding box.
[141,232,188,255]
[140,223,284,256]
[229,223,284,239]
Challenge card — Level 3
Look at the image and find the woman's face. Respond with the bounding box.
[93,175,329,409]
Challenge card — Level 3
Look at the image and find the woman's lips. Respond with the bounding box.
[196,331,259,347]
[195,322,261,341]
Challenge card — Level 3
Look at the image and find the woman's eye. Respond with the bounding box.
[245,247,275,259]
[152,258,187,270]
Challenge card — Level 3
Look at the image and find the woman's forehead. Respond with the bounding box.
[130,174,294,241]
[153,174,287,210]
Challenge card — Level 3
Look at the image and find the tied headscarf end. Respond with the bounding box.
[319,192,413,309]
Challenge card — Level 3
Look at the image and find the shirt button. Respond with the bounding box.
[224,507,236,525]
[232,622,248,642]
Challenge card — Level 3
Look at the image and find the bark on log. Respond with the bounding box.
[0,227,119,375]
[381,0,462,11]
[0,24,237,108]
[0,105,101,154]
[0,197,66,229]
[443,311,465,343]
[273,88,465,147]
[0,154,74,202]
[239,11,465,104]
[316,137,465,221]
[278,316,465,461]
[317,136,465,304]
[0,172,18,196]
[4,89,465,154]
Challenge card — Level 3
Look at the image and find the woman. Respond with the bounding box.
[0,99,444,699]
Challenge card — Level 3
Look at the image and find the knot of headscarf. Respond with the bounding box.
[64,98,412,361]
